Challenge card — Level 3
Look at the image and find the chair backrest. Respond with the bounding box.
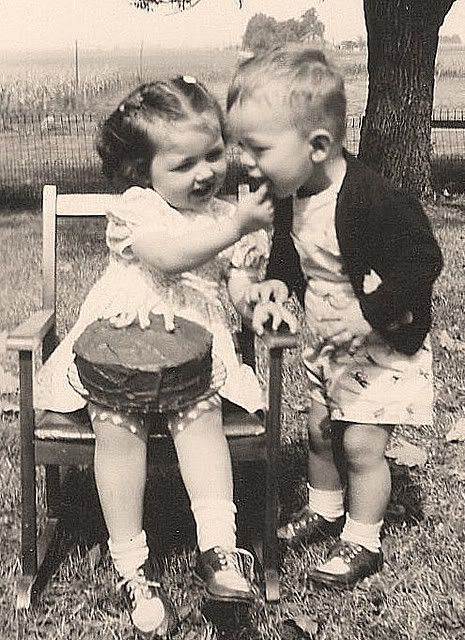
[41,184,249,312]
[42,186,121,311]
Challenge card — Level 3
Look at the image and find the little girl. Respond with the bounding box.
[35,77,287,638]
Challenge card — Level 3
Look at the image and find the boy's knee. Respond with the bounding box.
[343,425,387,469]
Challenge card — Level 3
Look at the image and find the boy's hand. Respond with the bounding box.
[236,183,274,235]
[245,279,289,305]
[252,301,298,337]
[309,301,371,351]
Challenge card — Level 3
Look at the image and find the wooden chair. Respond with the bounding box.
[7,184,298,609]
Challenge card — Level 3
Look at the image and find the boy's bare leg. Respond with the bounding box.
[308,401,343,490]
[343,422,393,524]
[278,401,344,543]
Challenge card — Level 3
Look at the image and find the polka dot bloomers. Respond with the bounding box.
[87,394,223,440]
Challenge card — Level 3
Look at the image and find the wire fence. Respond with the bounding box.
[1,109,464,206]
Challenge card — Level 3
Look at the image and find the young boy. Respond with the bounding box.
[227,45,443,588]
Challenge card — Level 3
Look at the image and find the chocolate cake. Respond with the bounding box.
[73,314,213,413]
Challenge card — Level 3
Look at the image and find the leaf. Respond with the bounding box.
[283,613,318,639]
[385,438,427,467]
[439,329,465,353]
[449,468,465,482]
[0,398,19,414]
[446,418,465,443]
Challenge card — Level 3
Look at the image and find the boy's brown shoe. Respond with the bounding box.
[277,505,345,547]
[309,540,383,589]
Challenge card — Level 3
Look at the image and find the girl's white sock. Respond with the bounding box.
[340,514,383,553]
[108,529,149,578]
[308,485,345,522]
[191,498,237,552]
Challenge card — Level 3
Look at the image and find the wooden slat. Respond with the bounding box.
[56,193,119,216]
[42,185,57,309]
[7,309,55,352]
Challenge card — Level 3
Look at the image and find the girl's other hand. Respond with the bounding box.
[236,183,274,235]
[245,279,289,305]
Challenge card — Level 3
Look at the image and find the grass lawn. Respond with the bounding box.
[1,199,465,639]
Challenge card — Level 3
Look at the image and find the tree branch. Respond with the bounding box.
[131,0,242,10]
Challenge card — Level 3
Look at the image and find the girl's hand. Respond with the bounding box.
[245,279,289,305]
[252,301,298,337]
[99,297,152,330]
[236,183,274,235]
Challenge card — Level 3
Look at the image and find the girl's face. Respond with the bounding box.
[149,117,227,212]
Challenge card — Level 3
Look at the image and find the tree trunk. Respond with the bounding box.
[359,0,456,197]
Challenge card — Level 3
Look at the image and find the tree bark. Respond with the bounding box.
[359,0,456,197]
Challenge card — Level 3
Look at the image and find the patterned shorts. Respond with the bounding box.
[302,333,434,426]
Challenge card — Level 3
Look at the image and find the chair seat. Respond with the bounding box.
[35,407,265,442]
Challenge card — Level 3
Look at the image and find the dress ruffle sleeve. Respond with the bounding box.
[106,186,175,260]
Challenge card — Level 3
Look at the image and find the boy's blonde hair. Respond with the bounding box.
[227,45,347,144]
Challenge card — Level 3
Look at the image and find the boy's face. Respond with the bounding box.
[228,96,313,198]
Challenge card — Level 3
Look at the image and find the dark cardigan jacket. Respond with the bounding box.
[265,152,443,355]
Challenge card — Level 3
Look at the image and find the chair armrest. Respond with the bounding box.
[7,309,56,352]
[259,328,299,351]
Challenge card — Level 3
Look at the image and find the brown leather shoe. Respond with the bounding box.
[194,547,257,603]
[119,560,178,638]
[277,505,345,546]
[309,540,383,589]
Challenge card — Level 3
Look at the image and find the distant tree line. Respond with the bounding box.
[242,9,325,53]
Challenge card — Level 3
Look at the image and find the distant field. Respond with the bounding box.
[2,47,465,116]
[1,46,464,205]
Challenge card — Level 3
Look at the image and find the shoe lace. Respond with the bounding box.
[223,548,256,584]
[117,570,161,602]
[337,542,363,563]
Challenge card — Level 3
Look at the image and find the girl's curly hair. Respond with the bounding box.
[97,77,224,189]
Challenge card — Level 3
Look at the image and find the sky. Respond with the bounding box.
[1,0,464,52]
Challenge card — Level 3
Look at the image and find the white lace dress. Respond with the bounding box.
[35,187,269,414]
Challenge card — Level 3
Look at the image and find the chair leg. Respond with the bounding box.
[17,352,61,609]
[262,347,283,603]
[263,460,280,603]
[17,351,38,609]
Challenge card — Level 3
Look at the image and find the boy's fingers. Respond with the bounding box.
[254,182,269,201]
[282,310,298,333]
[252,305,271,335]
[245,284,260,305]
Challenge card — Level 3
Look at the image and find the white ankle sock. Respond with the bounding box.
[108,530,149,578]
[191,498,237,552]
[340,515,383,553]
[308,485,345,522]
